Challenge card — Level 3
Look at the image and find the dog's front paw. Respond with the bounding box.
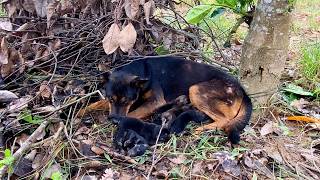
[127,144,149,157]
[108,114,123,124]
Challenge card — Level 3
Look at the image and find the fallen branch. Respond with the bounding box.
[0,120,49,178]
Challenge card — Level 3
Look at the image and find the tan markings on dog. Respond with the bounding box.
[142,90,153,99]
[77,99,109,117]
[112,95,118,101]
[128,93,166,119]
[189,80,244,134]
[123,101,134,116]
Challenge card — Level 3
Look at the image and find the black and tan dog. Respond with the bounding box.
[93,57,252,144]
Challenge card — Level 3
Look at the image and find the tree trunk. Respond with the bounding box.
[239,0,291,105]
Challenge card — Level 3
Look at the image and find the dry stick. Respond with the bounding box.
[146,121,166,179]
[0,120,49,178]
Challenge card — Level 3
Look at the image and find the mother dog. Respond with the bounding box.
[102,56,252,144]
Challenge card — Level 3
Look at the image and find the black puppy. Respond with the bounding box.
[110,96,209,156]
[109,115,170,156]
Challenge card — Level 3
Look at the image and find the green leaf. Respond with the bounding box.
[51,171,63,180]
[4,149,11,158]
[210,7,225,18]
[104,153,112,163]
[0,149,14,168]
[19,110,43,124]
[155,45,169,55]
[185,5,213,24]
[282,84,314,96]
[216,0,237,8]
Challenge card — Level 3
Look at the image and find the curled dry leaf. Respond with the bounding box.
[143,0,155,25]
[102,23,121,55]
[119,23,137,53]
[39,84,52,99]
[0,37,9,64]
[0,90,18,103]
[260,121,274,136]
[168,154,186,164]
[124,0,140,19]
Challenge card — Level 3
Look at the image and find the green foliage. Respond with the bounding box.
[282,84,314,97]
[104,153,112,163]
[0,149,14,173]
[300,43,320,82]
[19,109,43,124]
[155,45,170,55]
[185,5,213,24]
[185,0,254,24]
[51,171,63,180]
[299,43,320,98]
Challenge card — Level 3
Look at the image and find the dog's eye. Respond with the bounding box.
[108,97,115,103]
[120,97,127,103]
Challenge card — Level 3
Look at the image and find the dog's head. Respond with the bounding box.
[102,71,148,116]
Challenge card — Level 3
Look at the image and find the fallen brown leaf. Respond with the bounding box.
[168,154,186,164]
[102,23,121,55]
[39,83,52,99]
[0,90,18,103]
[91,146,105,155]
[124,0,140,19]
[0,37,9,64]
[143,0,155,25]
[119,23,137,53]
[260,121,274,136]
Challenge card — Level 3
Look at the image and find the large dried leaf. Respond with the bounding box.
[0,37,9,64]
[119,23,137,53]
[124,0,140,19]
[0,21,13,31]
[0,90,18,103]
[102,23,121,55]
[143,0,155,25]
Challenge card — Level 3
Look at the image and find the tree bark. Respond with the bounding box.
[239,0,291,105]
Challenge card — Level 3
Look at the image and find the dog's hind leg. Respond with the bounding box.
[188,79,243,135]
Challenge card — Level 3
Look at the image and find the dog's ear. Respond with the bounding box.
[102,71,111,83]
[131,76,149,89]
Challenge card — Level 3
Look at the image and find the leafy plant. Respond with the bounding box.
[0,149,15,173]
[185,0,254,25]
[282,84,314,97]
[19,109,43,124]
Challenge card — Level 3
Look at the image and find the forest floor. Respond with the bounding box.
[0,0,319,179]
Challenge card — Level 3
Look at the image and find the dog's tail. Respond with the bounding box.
[225,90,252,144]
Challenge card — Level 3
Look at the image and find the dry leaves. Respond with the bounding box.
[0,90,18,103]
[143,0,155,25]
[168,154,186,164]
[124,0,140,19]
[102,23,137,54]
[103,23,121,54]
[0,37,9,64]
[118,23,137,52]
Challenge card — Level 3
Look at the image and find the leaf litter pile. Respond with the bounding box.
[0,0,320,179]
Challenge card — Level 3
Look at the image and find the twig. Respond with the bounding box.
[95,144,138,165]
[146,120,166,179]
[0,120,49,178]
